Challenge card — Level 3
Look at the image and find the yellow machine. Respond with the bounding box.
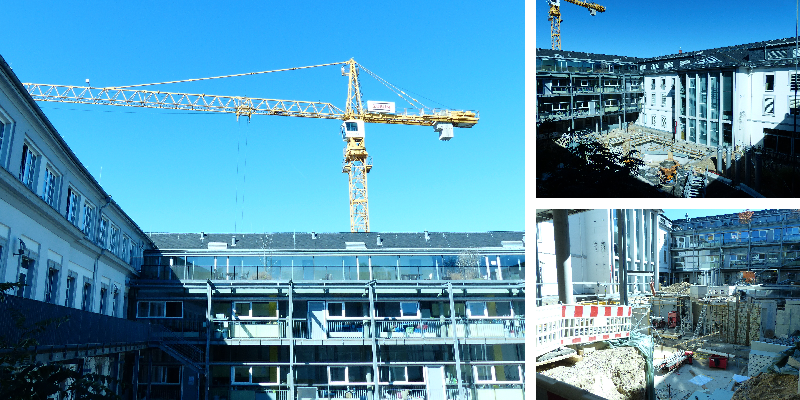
[23,59,479,232]
[548,0,606,50]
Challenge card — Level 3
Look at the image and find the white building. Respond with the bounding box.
[536,209,669,302]
[637,37,800,153]
[0,53,153,317]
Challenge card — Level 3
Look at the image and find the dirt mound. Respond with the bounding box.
[661,282,691,295]
[731,372,800,400]
[540,346,645,400]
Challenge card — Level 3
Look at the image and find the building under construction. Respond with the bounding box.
[537,37,800,197]
[536,209,800,400]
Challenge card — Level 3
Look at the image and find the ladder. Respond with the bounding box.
[680,298,693,337]
[693,304,707,339]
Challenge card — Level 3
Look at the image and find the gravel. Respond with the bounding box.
[660,282,691,296]
[540,346,646,400]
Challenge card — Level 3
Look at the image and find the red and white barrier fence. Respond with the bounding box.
[536,304,632,357]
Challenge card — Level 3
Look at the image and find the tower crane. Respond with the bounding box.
[547,0,606,50]
[22,59,479,232]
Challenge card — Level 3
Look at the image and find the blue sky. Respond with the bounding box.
[534,0,800,57]
[1,1,524,234]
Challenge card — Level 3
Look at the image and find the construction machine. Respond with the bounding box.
[23,59,479,232]
[547,0,606,50]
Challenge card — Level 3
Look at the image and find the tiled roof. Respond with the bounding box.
[147,231,526,251]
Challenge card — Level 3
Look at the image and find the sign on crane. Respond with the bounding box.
[23,59,479,232]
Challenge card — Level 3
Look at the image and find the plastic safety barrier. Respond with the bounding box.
[535,304,632,357]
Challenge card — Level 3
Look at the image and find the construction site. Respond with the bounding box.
[536,209,800,400]
[537,1,800,197]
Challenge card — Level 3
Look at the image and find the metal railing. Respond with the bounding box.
[376,319,449,339]
[374,318,525,339]
[293,319,309,339]
[0,294,151,348]
[214,320,287,339]
[327,320,371,338]
[318,388,371,399]
[379,387,427,400]
[150,323,204,373]
[458,319,525,338]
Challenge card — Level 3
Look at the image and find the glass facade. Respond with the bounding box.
[678,71,732,147]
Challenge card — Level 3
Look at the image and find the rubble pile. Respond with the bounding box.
[540,346,645,400]
[661,282,691,296]
[762,336,800,346]
[731,373,800,400]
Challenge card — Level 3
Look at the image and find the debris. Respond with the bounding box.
[732,375,749,383]
[731,372,800,400]
[689,374,713,386]
[661,282,691,295]
[539,346,645,400]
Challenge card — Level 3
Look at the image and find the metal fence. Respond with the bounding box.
[0,294,151,348]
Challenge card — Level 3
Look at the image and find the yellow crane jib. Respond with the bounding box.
[23,59,479,233]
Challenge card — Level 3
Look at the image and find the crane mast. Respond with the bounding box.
[548,0,606,50]
[23,59,479,232]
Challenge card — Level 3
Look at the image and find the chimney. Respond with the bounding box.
[377,235,383,246]
[424,231,430,242]
[679,48,682,54]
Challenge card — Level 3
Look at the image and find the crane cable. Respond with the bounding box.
[356,63,429,111]
[107,61,349,89]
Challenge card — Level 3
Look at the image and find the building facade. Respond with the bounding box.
[536,209,668,301]
[0,53,154,398]
[670,209,800,286]
[637,37,800,153]
[133,232,526,400]
[536,49,644,133]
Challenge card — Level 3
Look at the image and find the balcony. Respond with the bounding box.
[327,320,371,338]
[379,387,427,400]
[375,318,525,340]
[214,320,287,339]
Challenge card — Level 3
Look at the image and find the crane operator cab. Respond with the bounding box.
[341,119,365,140]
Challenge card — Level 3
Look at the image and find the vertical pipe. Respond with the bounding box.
[370,282,379,400]
[616,209,629,305]
[553,210,574,305]
[536,223,543,306]
[448,283,464,400]
[205,281,211,400]
[288,283,295,398]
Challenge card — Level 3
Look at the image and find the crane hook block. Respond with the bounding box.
[434,122,454,141]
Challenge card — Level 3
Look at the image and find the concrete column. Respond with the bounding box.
[553,210,574,305]
[288,283,295,399]
[725,147,731,178]
[205,281,212,400]
[652,211,660,291]
[616,209,629,305]
[755,152,762,193]
[744,149,751,186]
[717,147,723,173]
[448,283,465,400]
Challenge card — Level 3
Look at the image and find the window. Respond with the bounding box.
[111,286,119,317]
[151,366,181,384]
[792,73,800,91]
[122,235,130,262]
[232,366,279,385]
[652,115,657,126]
[662,116,667,128]
[99,286,108,315]
[473,365,523,384]
[19,144,38,190]
[790,96,800,115]
[66,188,80,225]
[400,302,419,318]
[65,273,76,308]
[466,301,513,318]
[44,264,59,304]
[651,79,656,90]
[42,167,59,208]
[379,366,425,384]
[18,257,35,298]
[82,202,95,237]
[327,302,368,319]
[98,216,108,248]
[110,224,119,255]
[233,301,278,319]
[766,74,775,91]
[661,94,667,107]
[82,280,92,311]
[764,96,775,116]
[651,93,656,105]
[137,301,183,318]
[328,366,372,384]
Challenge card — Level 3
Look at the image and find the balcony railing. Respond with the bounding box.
[375,318,525,339]
[326,320,371,338]
[293,319,308,339]
[214,320,288,339]
[318,388,371,399]
[380,388,427,400]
